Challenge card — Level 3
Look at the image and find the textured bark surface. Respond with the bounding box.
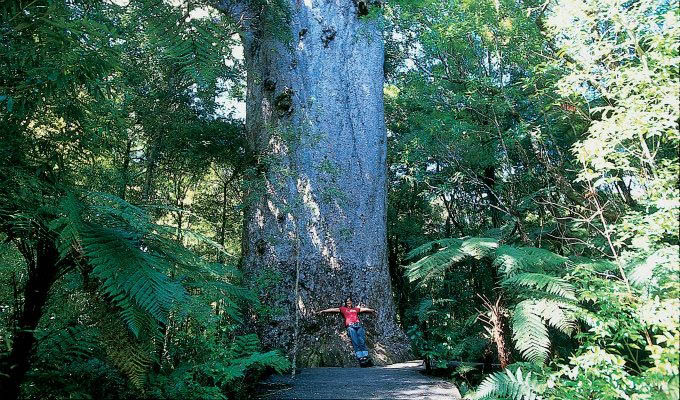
[235,0,410,366]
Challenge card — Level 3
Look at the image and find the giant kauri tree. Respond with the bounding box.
[216,0,411,366]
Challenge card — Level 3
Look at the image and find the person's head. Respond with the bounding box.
[343,296,353,308]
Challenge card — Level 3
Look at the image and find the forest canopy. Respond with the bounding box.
[0,0,678,399]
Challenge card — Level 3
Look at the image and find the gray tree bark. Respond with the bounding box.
[218,0,410,366]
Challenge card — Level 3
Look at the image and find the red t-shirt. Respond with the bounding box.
[339,306,360,326]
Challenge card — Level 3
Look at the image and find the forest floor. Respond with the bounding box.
[256,360,462,399]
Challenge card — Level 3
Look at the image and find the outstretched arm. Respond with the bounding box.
[359,307,375,313]
[317,307,341,314]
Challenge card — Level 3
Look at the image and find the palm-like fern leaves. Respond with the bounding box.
[406,243,467,282]
[511,301,552,364]
[48,192,259,388]
[81,225,186,328]
[502,273,576,301]
[51,193,188,336]
[98,312,154,389]
[50,191,252,335]
[193,334,290,386]
[494,246,568,277]
[405,238,498,282]
[467,367,543,400]
[406,237,580,364]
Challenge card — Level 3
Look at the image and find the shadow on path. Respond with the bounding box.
[257,360,462,399]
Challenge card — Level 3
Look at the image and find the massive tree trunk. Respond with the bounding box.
[219,0,410,366]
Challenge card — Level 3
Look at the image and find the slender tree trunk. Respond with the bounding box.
[219,176,229,263]
[615,179,636,206]
[119,138,132,200]
[441,194,466,236]
[0,237,60,400]
[224,0,411,366]
[487,261,512,369]
[482,166,501,228]
[142,142,158,202]
[488,297,511,369]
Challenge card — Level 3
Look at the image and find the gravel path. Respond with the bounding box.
[256,360,462,399]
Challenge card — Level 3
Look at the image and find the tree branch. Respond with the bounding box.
[215,0,255,30]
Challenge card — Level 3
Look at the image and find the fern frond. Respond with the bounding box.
[86,192,151,230]
[406,243,467,282]
[406,237,499,283]
[234,350,290,374]
[98,313,154,389]
[81,225,187,327]
[404,238,582,366]
[204,350,290,386]
[495,246,568,277]
[35,325,98,361]
[495,245,532,276]
[49,194,85,259]
[406,238,464,261]
[232,334,261,357]
[416,298,434,322]
[196,334,290,386]
[502,273,576,301]
[116,296,159,338]
[467,367,543,400]
[461,237,499,259]
[511,300,551,364]
[530,299,577,335]
[571,257,618,273]
[628,245,679,288]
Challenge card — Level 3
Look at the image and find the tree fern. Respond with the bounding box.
[80,225,187,328]
[461,237,499,259]
[192,334,290,387]
[406,244,467,282]
[98,314,154,390]
[502,273,576,301]
[494,246,568,277]
[50,192,248,335]
[405,237,497,282]
[467,367,543,400]
[511,300,552,364]
[406,237,581,365]
[46,191,256,390]
[406,238,464,261]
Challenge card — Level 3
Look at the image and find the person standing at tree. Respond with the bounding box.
[318,297,375,366]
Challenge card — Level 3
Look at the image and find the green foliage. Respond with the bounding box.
[502,274,575,301]
[406,242,679,397]
[0,1,280,397]
[493,246,568,277]
[405,238,497,282]
[99,314,155,389]
[511,299,575,364]
[0,0,677,398]
[468,367,543,400]
[34,191,261,391]
[406,236,581,365]
[202,334,289,385]
[51,193,184,333]
[148,334,289,400]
